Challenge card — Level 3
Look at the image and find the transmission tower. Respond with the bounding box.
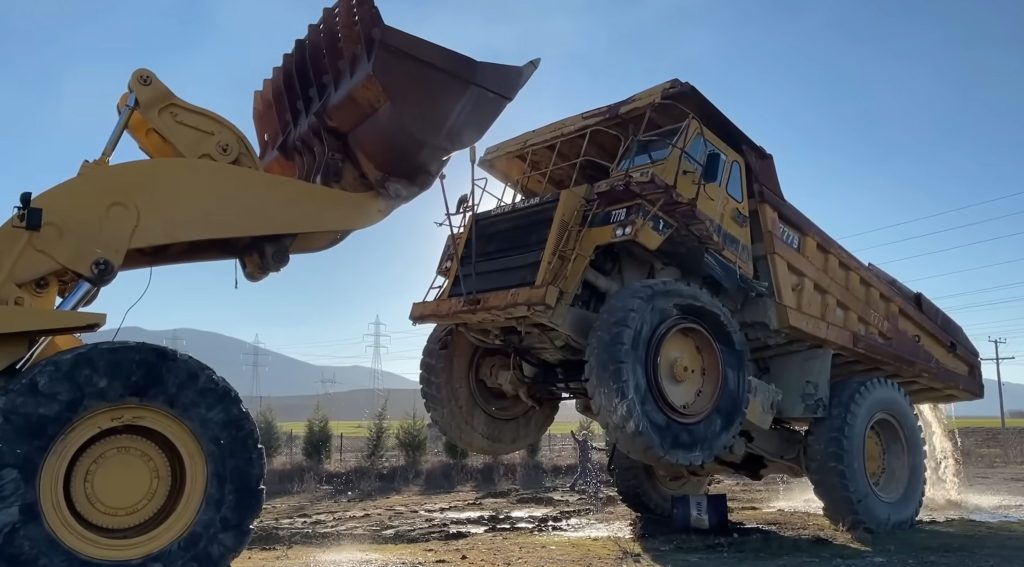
[316,371,340,396]
[242,334,269,410]
[163,328,188,355]
[364,315,390,410]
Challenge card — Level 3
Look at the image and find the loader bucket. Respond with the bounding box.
[254,0,539,203]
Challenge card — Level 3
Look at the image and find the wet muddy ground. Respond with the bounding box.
[234,462,1024,567]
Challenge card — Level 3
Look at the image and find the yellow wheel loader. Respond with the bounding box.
[0,2,537,565]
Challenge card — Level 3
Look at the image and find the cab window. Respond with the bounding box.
[683,133,726,184]
[726,160,744,202]
[617,124,684,170]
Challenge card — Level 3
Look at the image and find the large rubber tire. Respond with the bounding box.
[0,342,265,566]
[420,325,559,455]
[610,450,709,518]
[585,279,748,468]
[805,377,926,534]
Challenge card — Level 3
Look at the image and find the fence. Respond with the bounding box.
[272,429,607,469]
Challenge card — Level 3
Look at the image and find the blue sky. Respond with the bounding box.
[3,0,1024,387]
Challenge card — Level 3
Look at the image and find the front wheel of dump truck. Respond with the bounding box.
[585,279,749,468]
[420,325,559,455]
[0,342,265,566]
[610,450,710,518]
[805,377,926,534]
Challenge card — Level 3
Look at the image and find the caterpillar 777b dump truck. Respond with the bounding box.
[410,79,983,533]
[0,2,537,565]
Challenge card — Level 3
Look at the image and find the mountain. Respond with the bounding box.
[84,327,416,396]
[246,391,582,423]
[951,378,1024,417]
[245,390,424,422]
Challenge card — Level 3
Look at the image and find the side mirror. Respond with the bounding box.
[702,151,722,184]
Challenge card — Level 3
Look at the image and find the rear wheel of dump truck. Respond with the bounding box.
[0,342,265,566]
[805,377,926,534]
[610,450,710,517]
[420,325,559,455]
[585,279,749,468]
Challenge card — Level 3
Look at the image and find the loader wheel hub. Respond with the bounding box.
[39,405,208,561]
[650,319,724,423]
[69,434,173,530]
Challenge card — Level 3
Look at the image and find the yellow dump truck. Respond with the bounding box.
[410,79,983,533]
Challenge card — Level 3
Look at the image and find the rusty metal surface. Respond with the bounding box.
[254,0,539,203]
[757,186,982,386]
[409,286,558,323]
[479,78,786,200]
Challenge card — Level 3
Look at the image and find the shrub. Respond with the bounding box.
[255,405,283,461]
[394,410,428,470]
[301,401,332,467]
[362,400,391,469]
[576,417,596,437]
[443,437,469,463]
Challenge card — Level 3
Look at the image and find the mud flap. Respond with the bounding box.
[253,0,539,202]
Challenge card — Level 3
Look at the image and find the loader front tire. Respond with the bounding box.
[420,325,558,455]
[610,450,709,518]
[0,342,265,566]
[805,377,926,534]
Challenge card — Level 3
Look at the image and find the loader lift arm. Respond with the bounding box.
[0,6,538,373]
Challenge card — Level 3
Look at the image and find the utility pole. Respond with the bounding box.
[242,334,269,410]
[163,328,188,355]
[364,315,390,411]
[982,337,1014,429]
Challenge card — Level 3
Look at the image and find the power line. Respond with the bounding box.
[945,294,1024,312]
[853,209,1024,252]
[981,338,1014,429]
[877,229,1024,265]
[903,255,1024,283]
[266,328,430,350]
[932,280,1024,300]
[963,316,1024,329]
[840,190,1024,239]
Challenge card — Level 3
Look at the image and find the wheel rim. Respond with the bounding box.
[39,405,208,561]
[863,411,910,503]
[648,317,724,423]
[470,351,532,420]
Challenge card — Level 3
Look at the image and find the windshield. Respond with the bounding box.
[616,124,684,171]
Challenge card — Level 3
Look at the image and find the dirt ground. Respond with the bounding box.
[235,431,1024,567]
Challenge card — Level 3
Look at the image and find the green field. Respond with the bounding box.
[278,420,590,437]
[950,417,1024,428]
[278,417,1022,438]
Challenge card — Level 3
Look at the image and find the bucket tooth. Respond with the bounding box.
[254,0,538,203]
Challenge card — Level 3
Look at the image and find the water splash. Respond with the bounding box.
[917,403,964,508]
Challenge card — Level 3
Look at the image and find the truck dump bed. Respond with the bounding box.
[478,79,983,404]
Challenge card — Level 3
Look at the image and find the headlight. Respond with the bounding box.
[624,224,634,235]
[614,226,625,238]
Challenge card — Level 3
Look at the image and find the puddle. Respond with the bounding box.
[556,518,633,538]
[420,510,486,520]
[768,478,1024,524]
[921,491,1024,522]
